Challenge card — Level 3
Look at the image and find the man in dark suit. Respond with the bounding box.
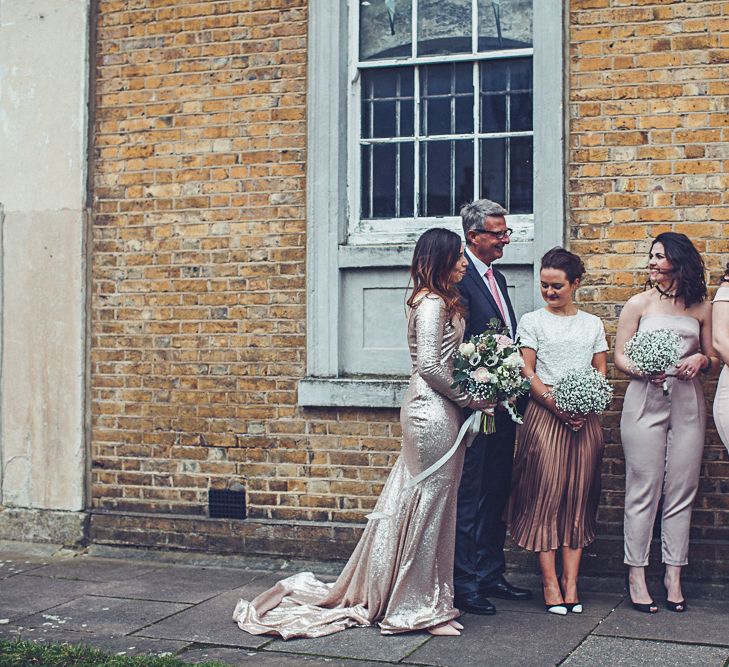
[453,199,532,615]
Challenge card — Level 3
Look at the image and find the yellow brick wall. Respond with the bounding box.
[90,0,729,571]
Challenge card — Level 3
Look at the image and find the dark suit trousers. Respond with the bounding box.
[454,410,517,596]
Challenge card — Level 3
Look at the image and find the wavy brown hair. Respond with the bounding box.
[407,228,466,320]
[648,232,707,307]
[722,262,729,284]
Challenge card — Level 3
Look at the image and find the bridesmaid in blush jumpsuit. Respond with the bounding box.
[614,233,719,614]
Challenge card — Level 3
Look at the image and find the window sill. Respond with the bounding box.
[298,377,408,408]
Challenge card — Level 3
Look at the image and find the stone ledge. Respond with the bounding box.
[0,507,89,546]
[298,377,408,408]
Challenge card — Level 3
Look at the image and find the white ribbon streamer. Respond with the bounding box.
[366,411,483,522]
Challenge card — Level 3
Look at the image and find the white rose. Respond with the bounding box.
[459,342,476,357]
[504,352,523,368]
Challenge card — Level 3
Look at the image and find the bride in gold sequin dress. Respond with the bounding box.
[233,228,491,639]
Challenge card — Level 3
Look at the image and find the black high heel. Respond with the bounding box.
[625,573,658,614]
[663,582,687,613]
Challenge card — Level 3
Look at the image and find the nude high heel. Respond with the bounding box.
[427,622,461,636]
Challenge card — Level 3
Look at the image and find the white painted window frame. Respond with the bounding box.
[299,0,564,408]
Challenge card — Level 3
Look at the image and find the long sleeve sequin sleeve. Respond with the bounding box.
[413,296,472,408]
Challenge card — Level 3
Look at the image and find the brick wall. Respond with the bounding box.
[90,0,729,577]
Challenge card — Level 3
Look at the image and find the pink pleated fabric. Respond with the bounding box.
[506,401,604,552]
[233,295,468,638]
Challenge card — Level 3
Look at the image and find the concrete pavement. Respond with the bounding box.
[0,540,727,666]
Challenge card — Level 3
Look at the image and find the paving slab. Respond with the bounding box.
[18,595,189,636]
[0,624,189,657]
[404,609,600,667]
[0,574,104,621]
[135,573,281,649]
[178,646,390,666]
[94,565,260,604]
[24,556,162,582]
[0,556,50,579]
[484,591,624,619]
[266,625,430,663]
[562,635,729,667]
[594,597,729,647]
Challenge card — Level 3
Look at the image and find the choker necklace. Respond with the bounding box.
[655,284,676,298]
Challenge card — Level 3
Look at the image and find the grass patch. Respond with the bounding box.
[0,639,231,667]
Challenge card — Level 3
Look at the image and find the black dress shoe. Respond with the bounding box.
[454,592,496,615]
[480,576,533,601]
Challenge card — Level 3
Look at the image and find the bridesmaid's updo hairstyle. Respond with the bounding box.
[540,247,585,284]
[650,232,707,307]
[407,228,466,319]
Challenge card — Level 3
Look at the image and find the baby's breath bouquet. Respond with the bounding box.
[623,328,682,395]
[552,367,613,416]
[451,318,531,434]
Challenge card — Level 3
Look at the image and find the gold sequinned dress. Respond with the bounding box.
[233,294,471,638]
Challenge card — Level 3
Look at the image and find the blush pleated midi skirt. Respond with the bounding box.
[506,401,604,552]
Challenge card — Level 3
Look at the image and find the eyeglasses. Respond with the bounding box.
[472,228,513,240]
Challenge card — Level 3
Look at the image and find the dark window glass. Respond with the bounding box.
[420,63,473,136]
[420,139,474,216]
[480,138,506,206]
[372,143,398,218]
[362,68,415,139]
[480,58,532,134]
[509,136,533,213]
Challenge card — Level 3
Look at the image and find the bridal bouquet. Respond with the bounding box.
[451,318,531,434]
[623,328,682,395]
[552,367,613,416]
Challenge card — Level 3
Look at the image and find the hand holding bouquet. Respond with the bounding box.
[451,318,532,434]
[623,328,682,395]
[552,368,613,431]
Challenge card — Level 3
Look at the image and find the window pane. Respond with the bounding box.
[362,142,416,219]
[509,136,533,214]
[480,137,532,213]
[480,58,532,133]
[362,69,415,139]
[360,0,413,61]
[420,63,473,136]
[420,139,474,216]
[478,0,532,51]
[399,143,415,217]
[361,145,372,218]
[372,144,398,218]
[418,0,472,56]
[480,138,506,207]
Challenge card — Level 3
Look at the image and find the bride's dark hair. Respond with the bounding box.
[407,228,466,319]
[721,262,729,284]
[648,232,707,307]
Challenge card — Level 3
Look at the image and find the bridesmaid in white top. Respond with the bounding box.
[713,263,729,452]
[506,247,608,615]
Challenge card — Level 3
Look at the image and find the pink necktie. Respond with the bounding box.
[485,267,508,324]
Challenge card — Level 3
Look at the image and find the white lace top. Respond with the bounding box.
[517,308,608,386]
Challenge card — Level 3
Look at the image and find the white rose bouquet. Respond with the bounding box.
[623,328,682,396]
[552,367,613,416]
[451,318,532,434]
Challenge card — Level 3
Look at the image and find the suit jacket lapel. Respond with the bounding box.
[464,253,504,326]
